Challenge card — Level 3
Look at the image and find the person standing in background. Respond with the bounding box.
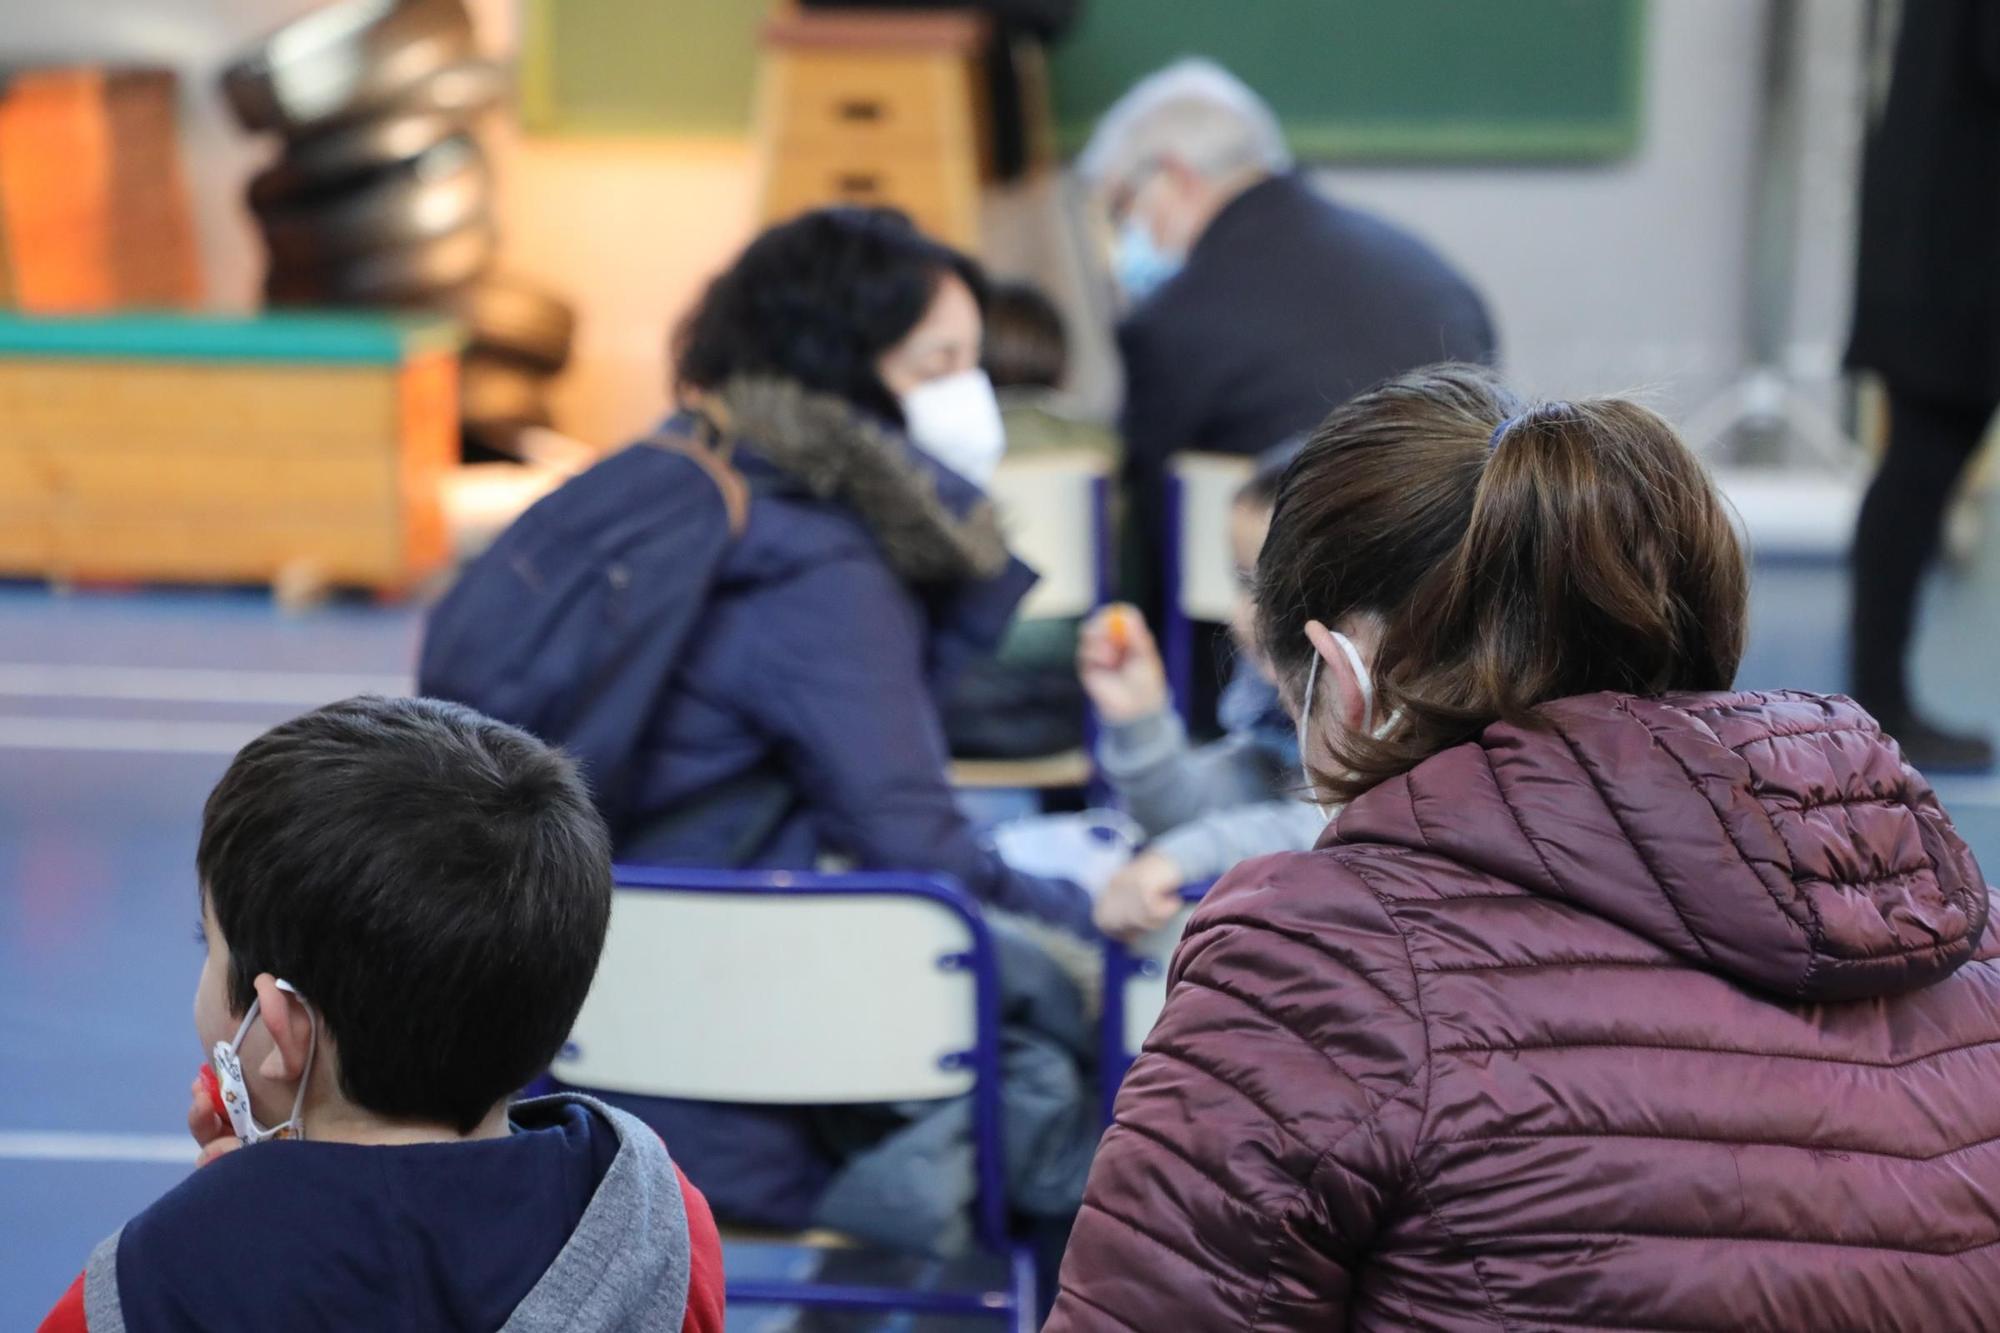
[1076,60,1495,718]
[1847,0,2000,771]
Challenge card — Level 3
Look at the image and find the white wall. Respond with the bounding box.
[0,0,1861,443]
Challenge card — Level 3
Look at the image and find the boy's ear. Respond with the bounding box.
[252,973,316,1084]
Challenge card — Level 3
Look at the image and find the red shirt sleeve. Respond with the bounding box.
[37,1272,88,1333]
[677,1166,725,1333]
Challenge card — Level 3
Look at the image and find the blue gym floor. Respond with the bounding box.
[5,538,2000,1328]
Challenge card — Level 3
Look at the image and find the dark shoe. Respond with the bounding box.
[1873,710,1996,774]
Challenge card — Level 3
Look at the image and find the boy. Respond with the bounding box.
[39,696,723,1332]
[1078,452,1325,938]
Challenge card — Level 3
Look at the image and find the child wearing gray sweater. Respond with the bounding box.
[1078,461,1326,939]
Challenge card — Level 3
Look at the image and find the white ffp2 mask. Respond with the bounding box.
[900,368,1007,488]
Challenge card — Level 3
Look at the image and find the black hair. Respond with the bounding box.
[982,280,1068,390]
[673,206,988,425]
[197,695,612,1134]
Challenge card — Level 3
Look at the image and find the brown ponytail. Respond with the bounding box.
[1256,363,1748,803]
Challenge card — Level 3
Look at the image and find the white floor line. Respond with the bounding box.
[0,663,410,705]
[0,716,266,755]
[0,1131,193,1164]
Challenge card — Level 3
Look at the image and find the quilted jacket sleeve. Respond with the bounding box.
[1047,852,1428,1331]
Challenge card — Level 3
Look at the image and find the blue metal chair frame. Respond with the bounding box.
[1097,880,1213,1125]
[587,865,1038,1330]
[1160,472,1197,721]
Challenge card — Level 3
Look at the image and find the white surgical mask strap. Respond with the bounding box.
[1298,629,1377,821]
[215,978,316,1144]
[1329,630,1375,724]
[1298,649,1329,820]
[228,1002,259,1051]
[283,983,317,1136]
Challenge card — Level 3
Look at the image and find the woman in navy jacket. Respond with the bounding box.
[594,209,1092,1227]
[623,208,1089,932]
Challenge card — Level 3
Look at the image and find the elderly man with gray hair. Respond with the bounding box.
[1082,59,1495,638]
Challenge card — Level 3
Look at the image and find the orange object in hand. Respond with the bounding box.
[1105,606,1132,654]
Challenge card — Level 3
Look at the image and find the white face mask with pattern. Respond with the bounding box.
[1297,629,1377,820]
[209,978,318,1144]
[900,368,1007,488]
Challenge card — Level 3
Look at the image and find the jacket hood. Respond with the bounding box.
[711,375,1012,586]
[1334,690,1989,1003]
[87,1094,690,1332]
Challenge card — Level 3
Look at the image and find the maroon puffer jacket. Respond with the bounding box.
[1050,691,2000,1331]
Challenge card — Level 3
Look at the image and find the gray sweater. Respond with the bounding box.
[1097,708,1328,883]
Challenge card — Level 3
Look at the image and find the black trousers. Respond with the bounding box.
[1850,385,1998,713]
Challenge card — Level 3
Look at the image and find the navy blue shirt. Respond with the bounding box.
[113,1101,618,1331]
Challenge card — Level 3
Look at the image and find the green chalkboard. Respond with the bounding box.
[522,0,1645,162]
[521,0,767,136]
[1052,0,1646,161]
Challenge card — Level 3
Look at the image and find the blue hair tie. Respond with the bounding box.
[1490,401,1572,450]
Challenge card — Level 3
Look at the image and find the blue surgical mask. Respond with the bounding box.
[1114,216,1183,303]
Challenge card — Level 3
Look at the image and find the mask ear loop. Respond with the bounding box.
[1297,648,1331,821]
[211,979,317,1143]
[1296,629,1385,822]
[274,980,317,1141]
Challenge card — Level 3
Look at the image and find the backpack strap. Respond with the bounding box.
[647,414,750,537]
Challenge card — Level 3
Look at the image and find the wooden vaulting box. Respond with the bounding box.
[0,313,459,592]
[754,9,991,250]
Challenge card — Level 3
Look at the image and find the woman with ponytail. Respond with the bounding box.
[1048,365,2000,1331]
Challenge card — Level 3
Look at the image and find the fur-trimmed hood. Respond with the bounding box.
[711,376,1011,586]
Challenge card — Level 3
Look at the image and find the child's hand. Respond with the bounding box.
[1078,605,1170,724]
[189,1068,244,1168]
[1094,850,1188,942]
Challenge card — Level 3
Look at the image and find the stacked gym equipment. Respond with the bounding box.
[223,0,575,460]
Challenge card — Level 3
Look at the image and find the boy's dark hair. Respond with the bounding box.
[673,206,987,426]
[198,695,612,1134]
[982,281,1068,390]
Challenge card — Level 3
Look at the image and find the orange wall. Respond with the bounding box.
[487,130,758,446]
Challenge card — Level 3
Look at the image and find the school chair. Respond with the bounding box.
[552,865,1038,1331]
[952,448,1113,793]
[1162,452,1256,720]
[1097,880,1212,1123]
